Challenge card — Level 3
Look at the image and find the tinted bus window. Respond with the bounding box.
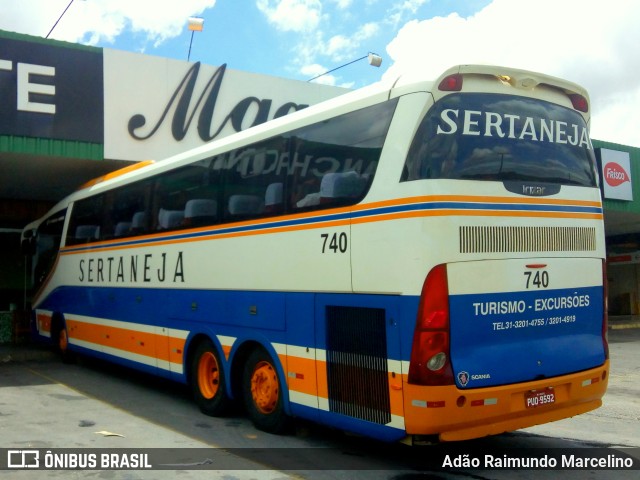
[64,99,399,245]
[285,97,398,210]
[33,210,66,288]
[154,160,220,230]
[66,196,103,245]
[220,137,288,221]
[105,181,152,238]
[402,93,597,187]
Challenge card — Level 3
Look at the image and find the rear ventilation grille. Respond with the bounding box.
[460,226,596,253]
[326,306,391,425]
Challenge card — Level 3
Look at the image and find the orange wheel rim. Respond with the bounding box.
[59,329,68,352]
[251,361,279,414]
[197,352,220,399]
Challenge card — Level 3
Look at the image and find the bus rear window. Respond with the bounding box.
[401,93,597,187]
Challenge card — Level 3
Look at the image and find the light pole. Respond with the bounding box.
[46,0,76,39]
[187,17,204,62]
[307,52,382,82]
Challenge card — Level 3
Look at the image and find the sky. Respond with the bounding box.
[0,0,639,147]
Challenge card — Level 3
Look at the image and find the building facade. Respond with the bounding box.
[597,140,640,315]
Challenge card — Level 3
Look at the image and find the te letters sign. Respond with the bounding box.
[0,36,103,143]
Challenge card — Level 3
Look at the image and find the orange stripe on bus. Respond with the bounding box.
[37,313,52,333]
[79,160,155,190]
[282,354,318,397]
[168,335,186,365]
[67,319,108,347]
[66,319,185,364]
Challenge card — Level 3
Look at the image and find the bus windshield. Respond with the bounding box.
[402,93,597,187]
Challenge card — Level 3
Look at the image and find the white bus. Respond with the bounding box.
[22,64,608,443]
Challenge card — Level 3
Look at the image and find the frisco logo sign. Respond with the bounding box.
[599,148,633,201]
[604,162,630,187]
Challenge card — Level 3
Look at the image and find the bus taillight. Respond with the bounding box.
[408,264,454,386]
[569,93,589,113]
[438,74,463,92]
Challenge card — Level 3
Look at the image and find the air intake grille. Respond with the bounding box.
[460,226,596,253]
[326,306,391,425]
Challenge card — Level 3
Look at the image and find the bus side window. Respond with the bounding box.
[66,195,104,246]
[184,199,218,227]
[221,139,288,223]
[158,208,185,230]
[74,225,100,242]
[32,210,66,289]
[286,98,398,212]
[264,183,283,214]
[319,171,368,204]
[130,211,148,234]
[152,163,207,231]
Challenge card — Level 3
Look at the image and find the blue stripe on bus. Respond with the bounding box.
[62,199,602,254]
[352,201,603,219]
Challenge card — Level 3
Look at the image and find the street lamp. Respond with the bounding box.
[46,0,81,39]
[307,52,382,82]
[187,17,204,62]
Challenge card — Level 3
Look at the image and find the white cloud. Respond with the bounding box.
[0,0,217,46]
[387,0,430,27]
[298,21,380,79]
[254,0,382,83]
[326,35,352,57]
[383,0,640,147]
[256,0,322,33]
[300,63,326,77]
[357,22,379,40]
[331,0,353,8]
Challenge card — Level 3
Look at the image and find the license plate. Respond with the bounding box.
[525,388,555,408]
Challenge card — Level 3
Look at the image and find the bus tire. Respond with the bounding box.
[191,339,231,416]
[54,318,74,364]
[242,348,289,434]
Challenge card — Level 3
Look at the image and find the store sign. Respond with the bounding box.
[598,148,633,201]
[0,36,103,143]
[104,49,344,162]
[607,253,640,264]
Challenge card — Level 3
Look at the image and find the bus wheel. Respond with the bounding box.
[191,340,231,416]
[56,323,74,363]
[242,348,289,434]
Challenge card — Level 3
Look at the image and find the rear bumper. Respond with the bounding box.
[403,360,609,442]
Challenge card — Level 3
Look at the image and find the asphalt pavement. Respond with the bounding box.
[0,320,637,478]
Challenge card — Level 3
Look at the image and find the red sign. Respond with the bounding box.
[608,254,633,264]
[604,161,631,187]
